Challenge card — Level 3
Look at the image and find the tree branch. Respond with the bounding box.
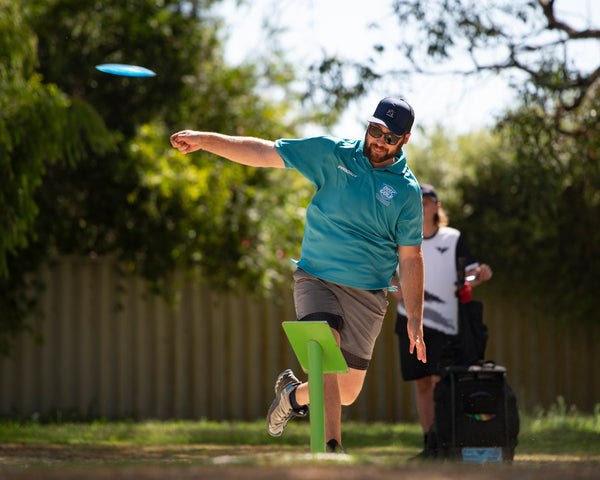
[538,0,600,39]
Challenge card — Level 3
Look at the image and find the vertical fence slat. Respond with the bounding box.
[18,286,38,415]
[78,260,94,417]
[593,323,600,410]
[173,276,191,419]
[245,291,262,419]
[209,290,226,420]
[132,276,151,418]
[191,284,211,419]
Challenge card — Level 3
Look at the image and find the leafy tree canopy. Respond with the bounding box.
[0,0,322,355]
[405,105,599,325]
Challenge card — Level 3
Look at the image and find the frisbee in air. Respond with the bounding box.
[95,63,156,77]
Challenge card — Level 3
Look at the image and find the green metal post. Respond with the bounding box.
[307,339,325,454]
[282,321,347,454]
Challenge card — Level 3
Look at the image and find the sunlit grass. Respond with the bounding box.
[0,398,598,459]
[0,418,422,448]
[517,398,600,454]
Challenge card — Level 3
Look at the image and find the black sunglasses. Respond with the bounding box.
[367,124,403,145]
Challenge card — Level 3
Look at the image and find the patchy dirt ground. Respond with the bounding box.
[1,444,598,480]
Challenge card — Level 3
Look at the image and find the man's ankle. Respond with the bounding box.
[289,386,308,413]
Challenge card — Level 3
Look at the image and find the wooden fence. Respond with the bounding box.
[1,257,598,422]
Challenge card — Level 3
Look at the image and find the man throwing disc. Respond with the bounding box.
[170,97,427,452]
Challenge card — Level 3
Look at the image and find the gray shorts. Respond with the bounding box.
[292,268,389,370]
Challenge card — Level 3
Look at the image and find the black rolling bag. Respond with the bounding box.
[427,362,520,463]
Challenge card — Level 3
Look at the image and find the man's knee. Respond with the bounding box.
[340,388,361,406]
[415,376,436,395]
[337,370,367,405]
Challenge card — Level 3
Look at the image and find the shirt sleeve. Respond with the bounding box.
[395,183,423,246]
[275,137,338,188]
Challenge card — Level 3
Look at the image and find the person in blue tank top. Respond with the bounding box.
[170,97,426,452]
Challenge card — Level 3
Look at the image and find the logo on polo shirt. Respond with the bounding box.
[376,183,397,206]
[337,165,357,178]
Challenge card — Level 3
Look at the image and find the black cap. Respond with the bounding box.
[368,97,415,135]
[420,184,439,202]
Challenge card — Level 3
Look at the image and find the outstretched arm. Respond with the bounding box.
[170,130,285,168]
[398,244,427,363]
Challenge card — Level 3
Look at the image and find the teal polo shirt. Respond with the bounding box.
[275,136,423,290]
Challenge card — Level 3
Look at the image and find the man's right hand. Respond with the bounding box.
[170,130,202,154]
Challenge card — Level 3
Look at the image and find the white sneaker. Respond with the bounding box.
[266,369,307,437]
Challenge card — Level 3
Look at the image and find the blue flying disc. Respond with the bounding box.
[95,63,156,77]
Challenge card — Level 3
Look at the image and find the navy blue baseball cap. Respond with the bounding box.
[368,97,415,136]
[420,184,439,202]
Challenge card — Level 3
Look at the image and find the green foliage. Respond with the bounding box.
[0,1,111,275]
[406,126,504,207]
[126,122,311,292]
[0,0,118,354]
[408,106,600,326]
[22,0,310,293]
[29,0,219,136]
[449,87,600,324]
[1,0,319,356]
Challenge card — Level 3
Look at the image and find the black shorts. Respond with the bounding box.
[395,314,454,381]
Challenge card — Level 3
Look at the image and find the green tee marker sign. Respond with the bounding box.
[282,321,348,454]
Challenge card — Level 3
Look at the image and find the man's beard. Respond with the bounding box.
[364,139,400,166]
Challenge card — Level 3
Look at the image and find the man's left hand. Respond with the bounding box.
[407,317,427,363]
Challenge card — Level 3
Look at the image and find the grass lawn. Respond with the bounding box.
[0,401,598,478]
